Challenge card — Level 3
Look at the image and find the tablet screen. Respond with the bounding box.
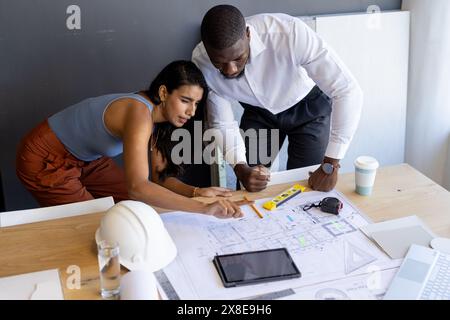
[213,248,301,287]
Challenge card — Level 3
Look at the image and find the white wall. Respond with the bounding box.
[315,11,410,173]
[402,0,450,190]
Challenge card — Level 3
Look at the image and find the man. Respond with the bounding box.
[192,5,363,192]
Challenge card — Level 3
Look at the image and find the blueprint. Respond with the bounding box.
[159,190,401,299]
[279,268,398,300]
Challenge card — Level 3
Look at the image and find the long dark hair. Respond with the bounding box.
[144,60,208,181]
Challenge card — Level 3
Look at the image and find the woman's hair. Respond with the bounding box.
[145,60,208,181]
[145,60,208,106]
[152,121,182,181]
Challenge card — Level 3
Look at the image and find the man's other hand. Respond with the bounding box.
[308,160,339,192]
[234,164,270,192]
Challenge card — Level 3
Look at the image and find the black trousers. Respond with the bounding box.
[239,86,332,170]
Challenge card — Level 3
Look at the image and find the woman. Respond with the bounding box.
[16,60,250,219]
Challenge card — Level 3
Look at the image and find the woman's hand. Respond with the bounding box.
[196,187,233,198]
[203,199,254,219]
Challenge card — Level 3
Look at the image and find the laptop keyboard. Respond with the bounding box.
[420,253,450,300]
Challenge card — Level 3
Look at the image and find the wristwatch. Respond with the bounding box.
[321,162,340,175]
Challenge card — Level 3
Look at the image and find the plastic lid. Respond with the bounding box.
[354,156,379,170]
[430,237,450,254]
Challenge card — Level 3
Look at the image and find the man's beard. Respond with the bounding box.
[221,67,246,79]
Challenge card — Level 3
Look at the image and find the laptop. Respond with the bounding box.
[384,244,450,300]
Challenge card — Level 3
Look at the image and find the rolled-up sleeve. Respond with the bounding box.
[206,91,247,166]
[292,18,363,159]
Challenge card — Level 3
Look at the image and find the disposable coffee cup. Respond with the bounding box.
[354,156,379,196]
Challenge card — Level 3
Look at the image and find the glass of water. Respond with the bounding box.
[97,240,121,299]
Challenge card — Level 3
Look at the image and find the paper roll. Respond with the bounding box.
[120,270,159,300]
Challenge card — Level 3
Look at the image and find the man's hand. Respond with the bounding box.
[308,158,340,192]
[234,163,270,192]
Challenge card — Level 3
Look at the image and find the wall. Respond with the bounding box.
[0,0,401,210]
[316,11,410,174]
[402,0,450,190]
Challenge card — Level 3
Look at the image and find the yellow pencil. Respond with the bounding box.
[244,196,263,219]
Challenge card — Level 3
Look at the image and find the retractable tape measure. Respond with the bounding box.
[263,184,306,211]
[319,197,343,215]
[302,197,343,215]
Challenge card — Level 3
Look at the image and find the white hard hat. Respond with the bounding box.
[95,200,177,271]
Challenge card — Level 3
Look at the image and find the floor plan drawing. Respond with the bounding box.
[159,190,401,299]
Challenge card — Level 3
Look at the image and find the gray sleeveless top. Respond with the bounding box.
[48,93,153,161]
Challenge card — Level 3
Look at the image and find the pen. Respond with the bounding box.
[244,196,263,219]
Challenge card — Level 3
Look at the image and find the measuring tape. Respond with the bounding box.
[263,184,306,211]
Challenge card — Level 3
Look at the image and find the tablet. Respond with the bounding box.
[213,248,301,288]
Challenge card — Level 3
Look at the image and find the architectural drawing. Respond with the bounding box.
[160,190,401,299]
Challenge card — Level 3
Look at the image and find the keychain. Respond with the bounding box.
[302,197,343,215]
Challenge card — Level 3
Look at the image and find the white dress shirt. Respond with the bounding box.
[192,13,363,166]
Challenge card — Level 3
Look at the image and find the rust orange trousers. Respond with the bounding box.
[16,120,129,207]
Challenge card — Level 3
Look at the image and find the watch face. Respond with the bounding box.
[322,163,334,175]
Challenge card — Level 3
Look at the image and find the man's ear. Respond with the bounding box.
[246,26,250,39]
